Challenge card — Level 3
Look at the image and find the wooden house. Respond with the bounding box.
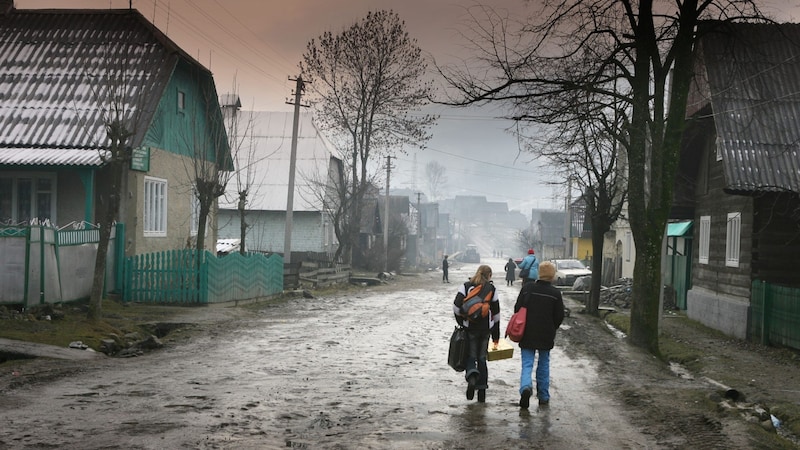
[0,3,230,303]
[356,195,410,271]
[675,21,800,343]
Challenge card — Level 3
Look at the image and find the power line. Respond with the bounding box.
[143,0,292,86]
[401,145,549,174]
[209,0,297,72]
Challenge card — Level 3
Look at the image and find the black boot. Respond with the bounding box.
[466,374,477,400]
[477,389,486,403]
[519,388,532,409]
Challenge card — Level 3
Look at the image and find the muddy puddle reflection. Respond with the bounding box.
[0,258,654,449]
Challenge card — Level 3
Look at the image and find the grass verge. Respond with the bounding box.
[1,298,226,351]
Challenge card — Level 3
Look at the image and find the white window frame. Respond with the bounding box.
[0,172,57,225]
[143,176,167,236]
[177,90,185,111]
[699,215,710,265]
[624,231,632,262]
[725,212,741,267]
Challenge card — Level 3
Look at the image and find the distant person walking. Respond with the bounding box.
[442,255,450,283]
[504,258,516,286]
[513,261,564,409]
[518,249,539,284]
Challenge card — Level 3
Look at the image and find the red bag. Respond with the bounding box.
[505,306,527,342]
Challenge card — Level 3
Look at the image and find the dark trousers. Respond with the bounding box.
[464,330,489,389]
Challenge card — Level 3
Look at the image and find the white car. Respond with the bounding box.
[550,259,592,286]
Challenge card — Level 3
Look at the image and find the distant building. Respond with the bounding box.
[530,209,566,259]
[217,109,342,259]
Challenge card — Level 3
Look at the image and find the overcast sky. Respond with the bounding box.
[16,0,800,215]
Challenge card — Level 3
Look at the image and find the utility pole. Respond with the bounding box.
[284,76,306,270]
[416,192,422,267]
[564,176,572,258]
[384,156,391,273]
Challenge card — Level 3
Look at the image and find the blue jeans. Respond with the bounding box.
[465,331,489,389]
[519,348,550,401]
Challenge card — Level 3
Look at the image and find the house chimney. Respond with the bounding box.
[0,0,13,15]
[219,93,241,120]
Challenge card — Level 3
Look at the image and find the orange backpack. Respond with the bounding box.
[461,283,493,322]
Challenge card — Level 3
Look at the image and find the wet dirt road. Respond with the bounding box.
[0,257,656,449]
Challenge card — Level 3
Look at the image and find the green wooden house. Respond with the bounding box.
[0,3,232,304]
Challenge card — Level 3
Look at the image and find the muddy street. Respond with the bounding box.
[0,257,655,449]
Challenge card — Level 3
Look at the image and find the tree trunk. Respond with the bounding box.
[87,220,113,321]
[238,193,247,255]
[586,222,606,316]
[88,156,124,321]
[628,227,663,354]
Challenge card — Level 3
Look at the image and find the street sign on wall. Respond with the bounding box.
[131,146,150,172]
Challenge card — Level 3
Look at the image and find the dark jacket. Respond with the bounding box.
[504,260,516,281]
[453,281,500,341]
[514,279,564,350]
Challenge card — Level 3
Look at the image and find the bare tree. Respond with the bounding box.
[534,111,626,315]
[181,82,233,257]
[437,1,764,353]
[293,131,355,264]
[219,93,259,255]
[300,10,437,266]
[425,160,448,201]
[516,228,541,255]
[86,43,153,321]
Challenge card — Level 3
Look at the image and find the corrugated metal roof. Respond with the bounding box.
[699,21,800,194]
[0,8,180,166]
[219,111,340,212]
[0,147,108,166]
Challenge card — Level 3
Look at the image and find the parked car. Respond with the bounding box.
[550,259,592,286]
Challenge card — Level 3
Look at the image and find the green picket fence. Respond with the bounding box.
[123,249,283,304]
[751,280,800,350]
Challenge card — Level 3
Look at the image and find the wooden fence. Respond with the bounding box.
[298,262,351,289]
[123,250,283,304]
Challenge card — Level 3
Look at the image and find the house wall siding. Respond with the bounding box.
[119,60,224,257]
[687,144,753,339]
[218,209,326,253]
[691,154,753,299]
[125,148,214,256]
[752,193,800,286]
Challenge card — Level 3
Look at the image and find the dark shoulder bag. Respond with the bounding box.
[448,326,467,371]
